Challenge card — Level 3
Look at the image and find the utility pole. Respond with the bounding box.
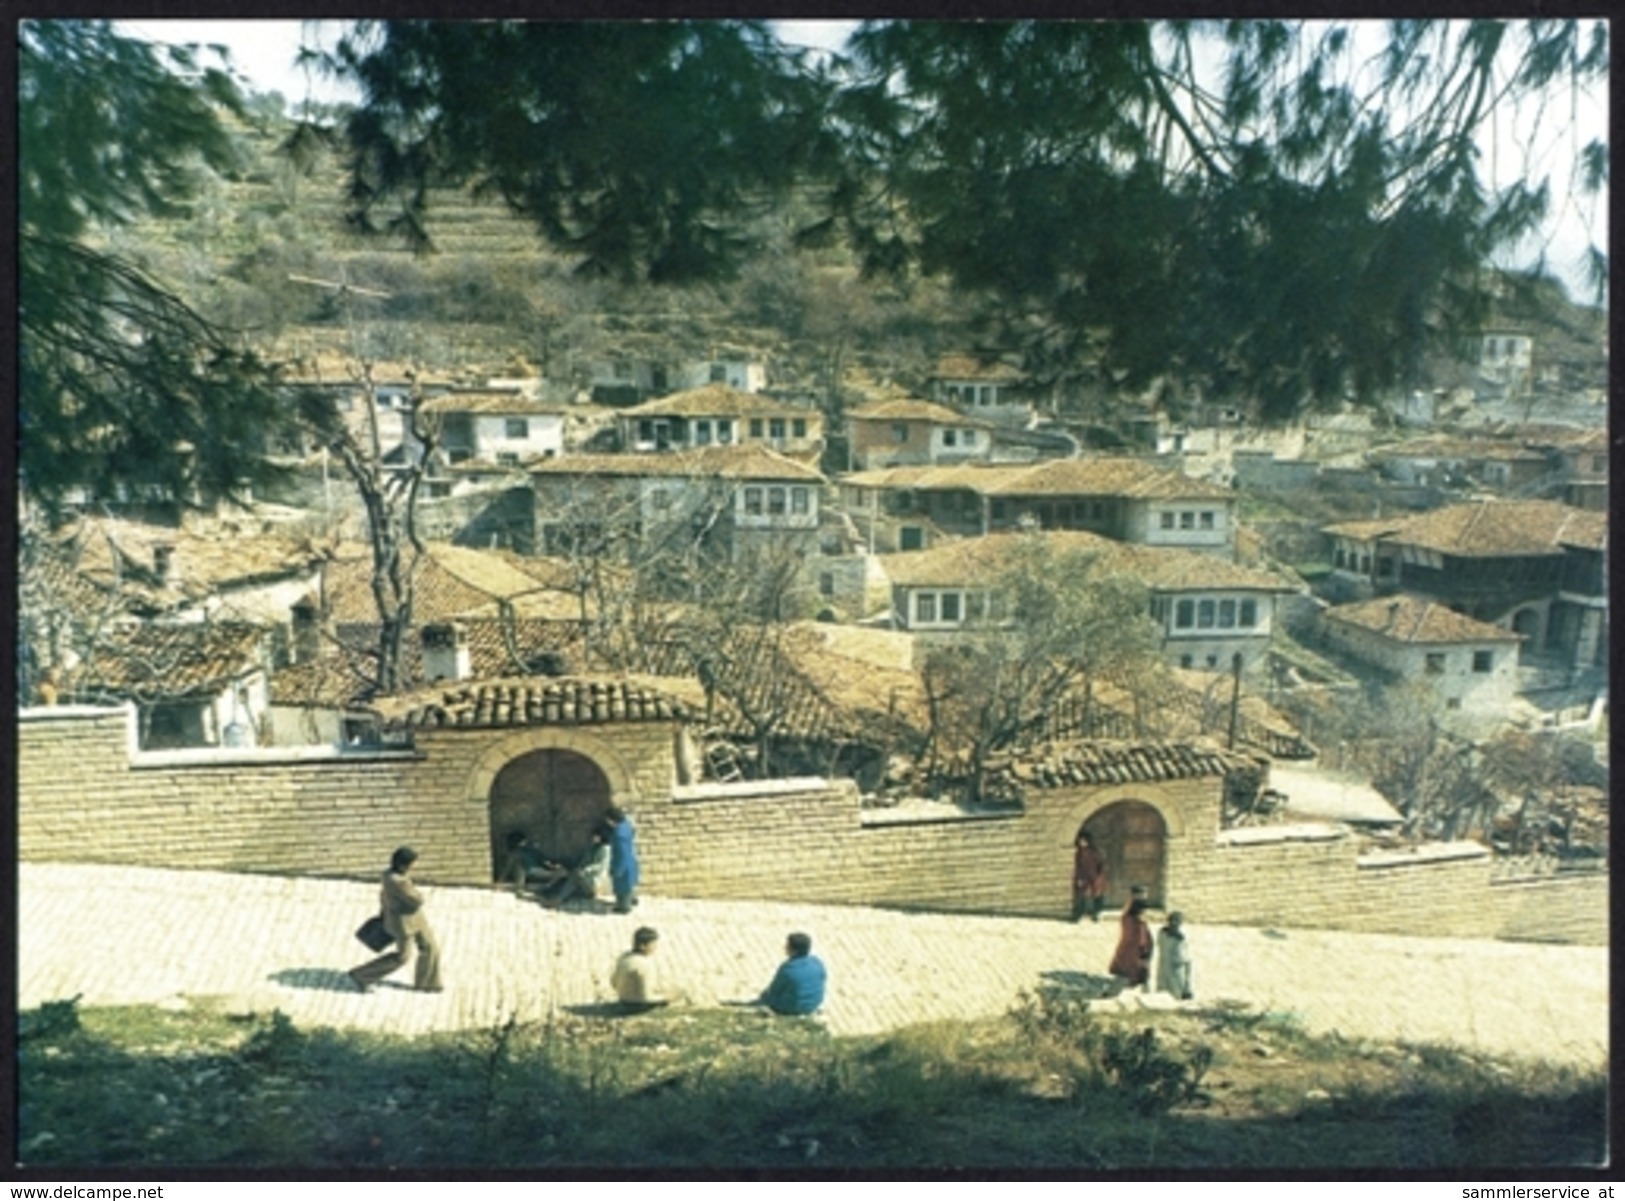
[1227,652,1244,750]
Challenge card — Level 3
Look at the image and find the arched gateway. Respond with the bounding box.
[1080,800,1168,909]
[488,748,613,877]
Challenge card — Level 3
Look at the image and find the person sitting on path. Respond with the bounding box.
[758,931,826,1016]
[1155,910,1194,1000]
[553,826,611,907]
[499,831,566,897]
[1108,890,1153,991]
[1071,830,1108,922]
[606,805,640,913]
[610,926,671,1013]
[350,846,443,994]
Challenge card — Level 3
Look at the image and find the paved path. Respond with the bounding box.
[18,863,1609,1069]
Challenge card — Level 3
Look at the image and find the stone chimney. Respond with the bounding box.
[422,621,471,682]
[152,543,175,588]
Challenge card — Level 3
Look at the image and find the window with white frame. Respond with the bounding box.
[1175,599,1195,628]
[941,593,961,622]
[694,420,713,445]
[769,418,786,439]
[1472,650,1494,673]
[1239,598,1258,627]
[1161,512,1175,530]
[743,487,763,515]
[1180,511,1195,530]
[1200,510,1215,529]
[915,593,937,623]
[505,418,529,439]
[717,419,733,443]
[765,487,786,516]
[1197,599,1216,628]
[790,487,810,515]
[750,418,764,437]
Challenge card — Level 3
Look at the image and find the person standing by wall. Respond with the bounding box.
[1155,911,1194,1000]
[350,846,443,993]
[1108,887,1153,991]
[606,805,640,913]
[1071,830,1108,922]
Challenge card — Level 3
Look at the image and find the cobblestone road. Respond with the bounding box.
[18,863,1608,1068]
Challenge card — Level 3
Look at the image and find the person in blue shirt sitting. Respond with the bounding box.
[758,931,826,1015]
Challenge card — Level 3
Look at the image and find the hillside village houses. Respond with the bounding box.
[1319,595,1525,727]
[527,445,825,572]
[418,390,568,466]
[1320,499,1607,675]
[19,307,1610,951]
[617,384,824,456]
[585,349,768,405]
[845,396,997,470]
[840,459,1237,555]
[928,352,1035,426]
[874,530,1298,670]
[1368,435,1552,492]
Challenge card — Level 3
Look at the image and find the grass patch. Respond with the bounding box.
[16,995,1606,1170]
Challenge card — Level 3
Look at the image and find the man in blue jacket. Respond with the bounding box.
[606,805,639,913]
[759,931,826,1015]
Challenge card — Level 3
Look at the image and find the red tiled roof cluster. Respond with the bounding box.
[373,676,695,729]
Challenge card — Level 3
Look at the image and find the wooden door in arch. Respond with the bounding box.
[1081,801,1167,909]
[488,748,612,877]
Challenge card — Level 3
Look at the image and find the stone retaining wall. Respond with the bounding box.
[18,707,1606,944]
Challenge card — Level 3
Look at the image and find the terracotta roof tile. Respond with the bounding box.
[418,391,567,416]
[527,445,825,482]
[879,531,1296,593]
[60,518,327,615]
[372,676,696,729]
[324,543,584,626]
[841,458,1231,500]
[622,385,809,419]
[931,354,1025,382]
[63,623,267,700]
[1358,500,1606,556]
[271,618,588,706]
[1371,437,1546,463]
[848,397,993,427]
[1323,596,1524,644]
[981,739,1257,791]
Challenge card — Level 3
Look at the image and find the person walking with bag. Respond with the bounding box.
[350,846,443,993]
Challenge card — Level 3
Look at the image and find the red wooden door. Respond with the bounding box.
[489,749,612,876]
[1082,801,1167,909]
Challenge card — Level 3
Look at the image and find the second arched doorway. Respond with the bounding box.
[1081,800,1168,908]
[488,748,612,879]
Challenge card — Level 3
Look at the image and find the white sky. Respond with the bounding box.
[118,17,1605,302]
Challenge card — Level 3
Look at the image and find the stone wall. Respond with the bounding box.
[18,707,1606,944]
